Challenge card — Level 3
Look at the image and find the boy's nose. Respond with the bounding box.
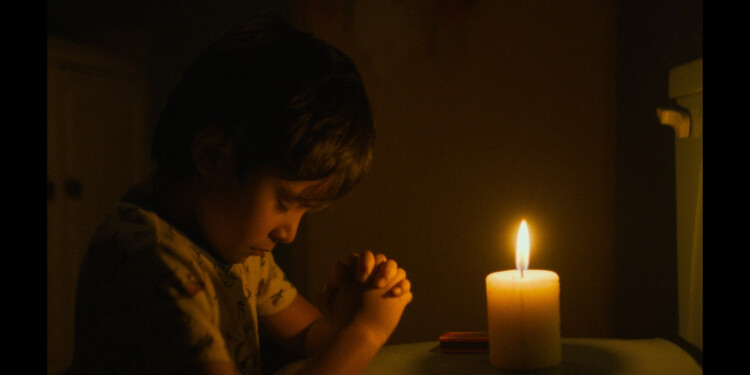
[271,219,299,244]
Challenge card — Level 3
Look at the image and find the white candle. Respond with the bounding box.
[485,220,561,370]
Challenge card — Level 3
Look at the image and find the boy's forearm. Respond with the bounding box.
[299,316,339,357]
[292,318,387,375]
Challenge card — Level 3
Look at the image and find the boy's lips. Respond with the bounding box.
[250,247,272,253]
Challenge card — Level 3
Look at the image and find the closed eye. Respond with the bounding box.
[275,199,289,213]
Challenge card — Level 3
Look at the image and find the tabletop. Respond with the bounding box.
[361,337,702,375]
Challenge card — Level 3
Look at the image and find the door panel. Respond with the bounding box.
[47,37,148,375]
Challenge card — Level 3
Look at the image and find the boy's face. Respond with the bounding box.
[194,164,324,264]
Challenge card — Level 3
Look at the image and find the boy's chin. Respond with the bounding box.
[220,248,270,264]
[246,248,272,257]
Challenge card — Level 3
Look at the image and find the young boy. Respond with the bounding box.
[70,15,412,375]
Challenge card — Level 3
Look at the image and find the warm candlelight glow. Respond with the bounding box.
[486,218,560,370]
[516,220,530,275]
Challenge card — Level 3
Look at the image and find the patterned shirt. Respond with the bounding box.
[71,188,297,375]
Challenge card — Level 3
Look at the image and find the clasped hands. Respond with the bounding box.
[316,251,412,341]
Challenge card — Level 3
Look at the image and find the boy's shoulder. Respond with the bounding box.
[88,197,167,253]
[84,190,201,274]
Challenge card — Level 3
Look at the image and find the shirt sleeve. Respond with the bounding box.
[256,253,298,316]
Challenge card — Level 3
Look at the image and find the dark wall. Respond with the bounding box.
[613,0,702,341]
[296,1,619,342]
[47,0,295,158]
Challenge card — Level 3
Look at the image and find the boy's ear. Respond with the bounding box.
[190,126,234,177]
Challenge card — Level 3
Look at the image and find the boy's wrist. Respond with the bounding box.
[296,316,388,375]
[345,315,391,348]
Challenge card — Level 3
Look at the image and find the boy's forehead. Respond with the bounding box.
[277,179,319,197]
[275,175,335,207]
[248,165,336,206]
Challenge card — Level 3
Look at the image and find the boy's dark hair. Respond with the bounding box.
[151,14,374,204]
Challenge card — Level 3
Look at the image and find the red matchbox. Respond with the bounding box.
[438,331,489,353]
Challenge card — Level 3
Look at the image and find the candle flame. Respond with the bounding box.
[516,220,530,275]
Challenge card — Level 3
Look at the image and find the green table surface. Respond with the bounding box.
[361,338,702,375]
